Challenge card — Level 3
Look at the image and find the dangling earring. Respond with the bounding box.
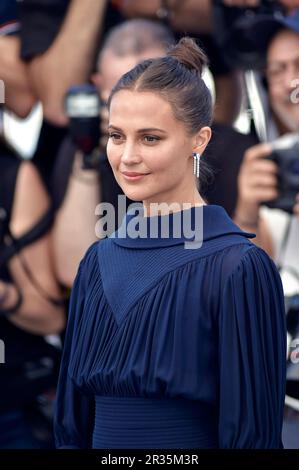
[193,152,201,178]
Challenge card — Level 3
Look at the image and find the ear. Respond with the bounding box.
[192,126,212,155]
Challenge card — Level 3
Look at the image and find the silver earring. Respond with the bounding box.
[193,152,201,178]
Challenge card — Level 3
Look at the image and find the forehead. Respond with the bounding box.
[267,29,299,63]
[109,90,179,129]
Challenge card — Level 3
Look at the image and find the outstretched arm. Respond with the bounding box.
[119,0,212,34]
[0,35,36,117]
[25,0,108,126]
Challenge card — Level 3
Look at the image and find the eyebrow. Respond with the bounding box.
[108,125,167,134]
[267,55,299,66]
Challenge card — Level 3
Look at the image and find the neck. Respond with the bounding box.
[142,191,206,217]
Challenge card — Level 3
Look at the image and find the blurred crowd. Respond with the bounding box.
[1,0,299,449]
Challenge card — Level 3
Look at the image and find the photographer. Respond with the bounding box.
[232,12,299,444]
[0,144,66,448]
[0,5,66,448]
[233,10,299,269]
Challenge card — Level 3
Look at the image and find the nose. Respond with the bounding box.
[283,64,298,92]
[120,140,142,166]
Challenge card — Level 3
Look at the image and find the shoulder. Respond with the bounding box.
[71,240,103,299]
[79,240,100,271]
[218,242,281,291]
[237,243,276,272]
[207,240,277,284]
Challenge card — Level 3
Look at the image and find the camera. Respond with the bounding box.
[264,136,299,213]
[212,0,285,69]
[65,84,101,170]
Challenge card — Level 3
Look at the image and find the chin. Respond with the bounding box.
[118,180,154,203]
[122,188,148,202]
[124,193,143,202]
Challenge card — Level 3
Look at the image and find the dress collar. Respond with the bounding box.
[110,204,256,249]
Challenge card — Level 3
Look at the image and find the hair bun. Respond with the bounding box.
[167,37,208,76]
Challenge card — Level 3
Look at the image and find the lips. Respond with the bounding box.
[122,171,149,177]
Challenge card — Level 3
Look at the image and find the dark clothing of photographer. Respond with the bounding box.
[0,143,62,448]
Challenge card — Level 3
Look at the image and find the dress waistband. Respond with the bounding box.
[92,395,218,449]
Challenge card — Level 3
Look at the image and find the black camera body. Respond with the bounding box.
[65,84,101,170]
[212,0,285,69]
[264,142,299,213]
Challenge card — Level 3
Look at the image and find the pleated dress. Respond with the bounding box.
[54,205,286,449]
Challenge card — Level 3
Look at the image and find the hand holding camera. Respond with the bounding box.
[236,138,299,224]
[265,138,299,213]
[64,84,101,170]
[235,142,279,225]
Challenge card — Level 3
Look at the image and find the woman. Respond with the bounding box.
[54,38,286,449]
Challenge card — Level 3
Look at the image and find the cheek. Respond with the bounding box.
[269,85,283,102]
[147,142,186,173]
[149,157,186,185]
[145,154,173,175]
[106,141,120,169]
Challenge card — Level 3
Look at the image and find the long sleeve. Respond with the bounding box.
[54,257,95,449]
[218,246,286,449]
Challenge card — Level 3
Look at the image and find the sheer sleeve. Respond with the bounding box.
[218,246,286,448]
[54,253,95,449]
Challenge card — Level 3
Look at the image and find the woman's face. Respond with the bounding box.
[107,90,210,208]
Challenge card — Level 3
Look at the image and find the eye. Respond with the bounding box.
[266,64,285,82]
[108,132,124,143]
[143,135,161,144]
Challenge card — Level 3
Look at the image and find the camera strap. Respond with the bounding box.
[0,208,65,309]
[244,70,268,142]
[0,208,55,269]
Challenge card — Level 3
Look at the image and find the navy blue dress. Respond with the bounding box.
[54,205,286,449]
